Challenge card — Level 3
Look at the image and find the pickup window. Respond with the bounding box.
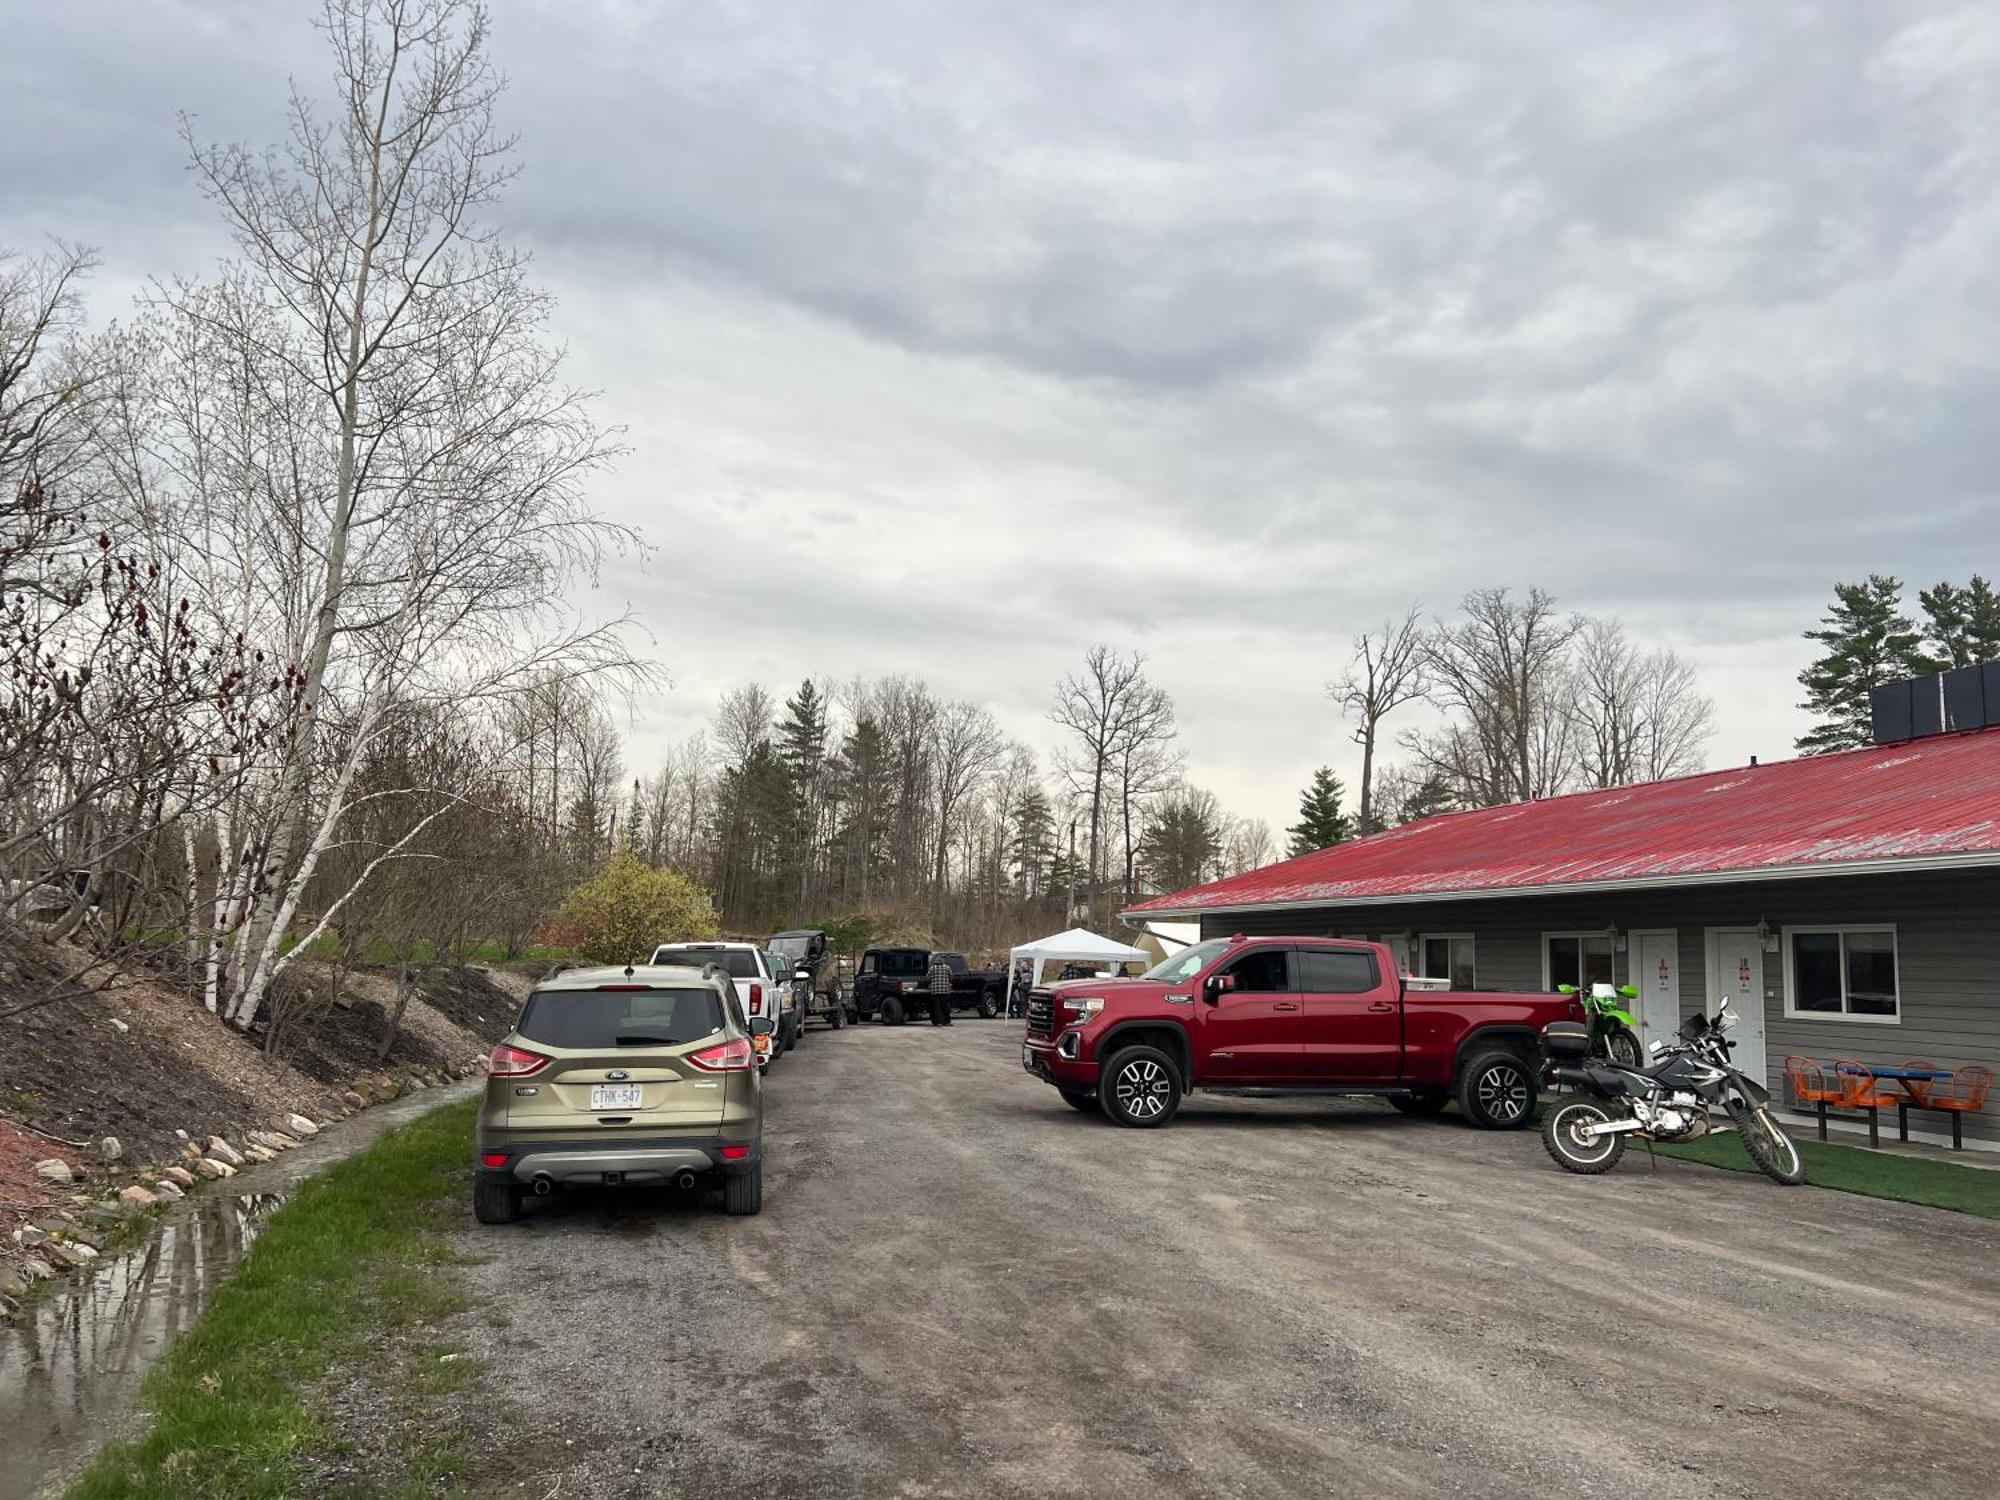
[1221,948,1290,992]
[1296,949,1379,993]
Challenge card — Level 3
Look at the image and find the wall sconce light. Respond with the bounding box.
[1605,923,1626,954]
[1756,917,1779,953]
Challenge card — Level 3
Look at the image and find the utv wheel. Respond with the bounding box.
[1099,1046,1182,1129]
[1388,1091,1451,1118]
[1459,1049,1537,1130]
[827,996,846,1030]
[722,1164,764,1216]
[977,990,999,1020]
[1605,1028,1643,1068]
[1542,1100,1627,1174]
[1057,1085,1097,1114]
[880,996,905,1026]
[473,1178,522,1225]
[1727,1101,1807,1186]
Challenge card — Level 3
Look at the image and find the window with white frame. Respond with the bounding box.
[1786,927,1899,1020]
[1417,934,1476,990]
[1545,932,1616,993]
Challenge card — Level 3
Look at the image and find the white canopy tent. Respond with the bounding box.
[1008,927,1153,991]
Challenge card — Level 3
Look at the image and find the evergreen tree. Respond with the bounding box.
[1397,772,1458,825]
[1138,789,1224,892]
[1916,576,2000,670]
[1796,576,1924,754]
[1286,767,1353,857]
[1009,783,1053,898]
[776,680,830,916]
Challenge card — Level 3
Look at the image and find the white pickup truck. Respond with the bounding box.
[649,941,802,1060]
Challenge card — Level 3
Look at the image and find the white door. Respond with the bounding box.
[1631,931,1681,1058]
[1711,930,1768,1086]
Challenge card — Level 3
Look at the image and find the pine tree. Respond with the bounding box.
[1796,576,1925,754]
[775,680,830,916]
[1286,767,1353,857]
[1916,576,2000,670]
[1009,784,1053,898]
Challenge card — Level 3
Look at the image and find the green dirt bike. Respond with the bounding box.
[1556,982,1644,1067]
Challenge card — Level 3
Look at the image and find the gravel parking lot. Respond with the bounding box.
[447,1022,2000,1499]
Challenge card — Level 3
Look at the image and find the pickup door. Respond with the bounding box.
[1199,944,1301,1083]
[1293,946,1401,1083]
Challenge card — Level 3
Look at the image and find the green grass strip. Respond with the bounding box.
[69,1098,480,1500]
[1656,1129,2000,1218]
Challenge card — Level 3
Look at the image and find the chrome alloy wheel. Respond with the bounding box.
[1113,1057,1172,1119]
[1475,1063,1529,1124]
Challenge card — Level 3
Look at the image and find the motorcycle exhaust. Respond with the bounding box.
[531,1173,555,1196]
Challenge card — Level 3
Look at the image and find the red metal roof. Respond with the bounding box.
[1127,728,2000,917]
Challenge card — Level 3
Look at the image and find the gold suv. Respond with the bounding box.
[474,964,768,1222]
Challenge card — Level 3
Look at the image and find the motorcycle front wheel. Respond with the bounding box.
[1542,1099,1628,1175]
[1606,1028,1643,1068]
[1727,1101,1806,1185]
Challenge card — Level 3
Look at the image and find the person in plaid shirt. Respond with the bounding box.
[927,953,954,1026]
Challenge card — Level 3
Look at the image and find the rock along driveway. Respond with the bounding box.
[444,1022,2000,1500]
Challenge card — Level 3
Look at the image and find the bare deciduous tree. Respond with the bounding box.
[1571,618,1714,787]
[1328,607,1427,833]
[1050,646,1173,925]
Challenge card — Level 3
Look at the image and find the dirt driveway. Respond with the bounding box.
[445,1022,2000,1499]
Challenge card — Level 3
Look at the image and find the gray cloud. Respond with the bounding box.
[5,0,1999,830]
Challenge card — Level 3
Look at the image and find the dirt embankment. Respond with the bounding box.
[0,936,525,1307]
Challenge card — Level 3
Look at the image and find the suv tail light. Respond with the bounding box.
[487,1042,549,1077]
[688,1037,754,1072]
[748,981,764,1014]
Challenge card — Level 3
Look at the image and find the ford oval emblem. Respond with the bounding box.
[606,1069,630,1082]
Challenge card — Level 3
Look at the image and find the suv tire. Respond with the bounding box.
[976,990,999,1019]
[1056,1085,1097,1114]
[1098,1045,1183,1128]
[723,1164,763,1216]
[1458,1049,1537,1130]
[880,996,905,1026]
[473,1178,522,1225]
[1388,1090,1450,1118]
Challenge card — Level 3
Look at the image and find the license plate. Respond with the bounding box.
[590,1085,642,1110]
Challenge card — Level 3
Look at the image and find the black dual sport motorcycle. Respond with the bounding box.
[1540,996,1806,1185]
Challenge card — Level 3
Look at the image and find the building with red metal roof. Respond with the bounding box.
[1122,726,2000,1151]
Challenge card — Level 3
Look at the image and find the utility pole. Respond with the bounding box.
[1065,818,1078,925]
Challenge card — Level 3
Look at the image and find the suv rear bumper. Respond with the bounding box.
[478,1135,761,1184]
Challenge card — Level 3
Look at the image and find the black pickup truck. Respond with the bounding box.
[854,948,1007,1024]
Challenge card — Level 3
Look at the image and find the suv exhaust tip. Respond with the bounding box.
[531,1174,555,1196]
[675,1169,698,1192]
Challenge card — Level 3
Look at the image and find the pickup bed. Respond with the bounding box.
[855,948,1006,1023]
[1020,934,1580,1129]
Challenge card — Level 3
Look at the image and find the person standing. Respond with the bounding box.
[927,952,954,1026]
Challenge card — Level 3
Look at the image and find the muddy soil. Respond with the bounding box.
[435,1021,2000,1500]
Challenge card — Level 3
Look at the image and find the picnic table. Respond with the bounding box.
[1826,1062,1962,1149]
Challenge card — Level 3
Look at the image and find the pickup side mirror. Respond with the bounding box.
[747,1016,775,1037]
[1206,973,1238,1002]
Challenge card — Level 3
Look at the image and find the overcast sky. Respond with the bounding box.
[7,1,1998,835]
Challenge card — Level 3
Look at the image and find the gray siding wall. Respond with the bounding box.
[1197,869,2000,1146]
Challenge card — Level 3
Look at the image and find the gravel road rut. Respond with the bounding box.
[445,1021,2000,1499]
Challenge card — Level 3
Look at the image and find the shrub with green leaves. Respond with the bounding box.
[556,855,722,965]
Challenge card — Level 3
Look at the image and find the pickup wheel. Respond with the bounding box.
[1388,1090,1451,1118]
[976,989,999,1020]
[879,996,905,1026]
[1098,1045,1182,1129]
[1056,1085,1097,1114]
[1458,1049,1538,1130]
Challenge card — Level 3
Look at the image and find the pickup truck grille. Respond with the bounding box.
[1025,992,1055,1038]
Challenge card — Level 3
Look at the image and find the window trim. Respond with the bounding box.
[1781,924,1901,1025]
[1541,931,1619,993]
[1416,932,1476,989]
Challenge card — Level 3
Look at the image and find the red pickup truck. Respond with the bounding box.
[1020,934,1580,1129]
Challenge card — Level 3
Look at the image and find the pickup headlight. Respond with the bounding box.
[1060,995,1105,1023]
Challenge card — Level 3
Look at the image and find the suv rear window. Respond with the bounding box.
[518,986,724,1048]
[651,945,759,979]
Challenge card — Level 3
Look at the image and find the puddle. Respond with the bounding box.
[0,1079,477,1499]
[0,1191,282,1499]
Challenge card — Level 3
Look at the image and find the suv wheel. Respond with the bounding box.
[1098,1046,1182,1128]
[723,1164,763,1216]
[1458,1049,1538,1130]
[473,1178,522,1225]
[880,996,905,1026]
